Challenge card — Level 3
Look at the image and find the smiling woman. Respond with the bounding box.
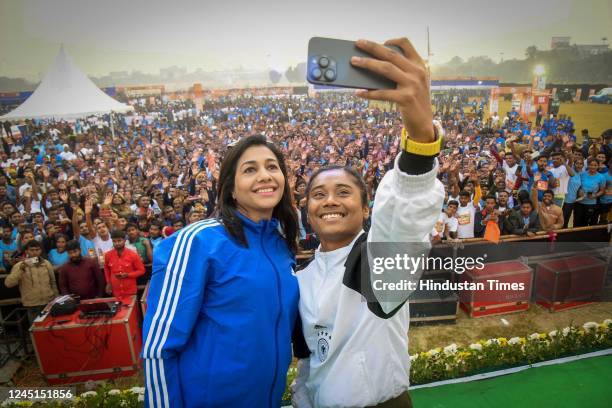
[304,165,369,252]
[290,37,445,408]
[142,135,301,408]
[217,136,298,250]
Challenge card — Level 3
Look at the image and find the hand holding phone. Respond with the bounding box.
[307,37,401,90]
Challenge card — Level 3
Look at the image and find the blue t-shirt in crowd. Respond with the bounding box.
[565,170,582,204]
[0,240,17,271]
[580,172,606,205]
[600,172,612,205]
[79,236,96,258]
[48,249,69,267]
[530,170,552,202]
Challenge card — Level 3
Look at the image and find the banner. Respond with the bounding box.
[194,96,204,112]
[533,76,546,91]
[521,94,532,119]
[489,88,499,116]
[534,94,550,117]
[574,89,582,102]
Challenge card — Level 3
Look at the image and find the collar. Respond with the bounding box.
[234,209,280,235]
[315,230,365,272]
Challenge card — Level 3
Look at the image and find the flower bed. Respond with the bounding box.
[2,320,610,407]
[409,320,612,385]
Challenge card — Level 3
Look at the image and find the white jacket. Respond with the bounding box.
[293,154,445,407]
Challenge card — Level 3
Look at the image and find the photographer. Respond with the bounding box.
[5,240,58,323]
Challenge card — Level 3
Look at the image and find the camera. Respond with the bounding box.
[309,55,337,83]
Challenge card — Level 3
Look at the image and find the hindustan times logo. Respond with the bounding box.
[372,255,486,275]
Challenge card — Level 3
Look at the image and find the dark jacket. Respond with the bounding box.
[504,208,541,235]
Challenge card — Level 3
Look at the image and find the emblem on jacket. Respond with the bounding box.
[316,330,332,362]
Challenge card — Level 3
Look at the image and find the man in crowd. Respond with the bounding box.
[474,195,504,237]
[148,221,164,251]
[0,225,17,272]
[4,240,58,323]
[125,223,152,264]
[431,200,459,243]
[85,198,113,264]
[104,229,145,300]
[530,186,564,232]
[549,151,575,207]
[58,240,105,299]
[504,199,541,236]
[455,174,482,239]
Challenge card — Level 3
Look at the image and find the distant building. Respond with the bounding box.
[550,37,609,56]
[109,71,130,79]
[160,66,188,80]
[551,37,571,49]
[575,44,609,56]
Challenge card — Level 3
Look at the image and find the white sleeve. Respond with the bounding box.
[367,155,445,314]
[368,155,445,242]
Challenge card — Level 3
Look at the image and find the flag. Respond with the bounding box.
[484,221,501,244]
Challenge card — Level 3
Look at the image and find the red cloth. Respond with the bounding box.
[104,248,145,299]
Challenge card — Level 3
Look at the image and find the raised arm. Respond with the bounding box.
[351,38,445,314]
[531,177,540,212]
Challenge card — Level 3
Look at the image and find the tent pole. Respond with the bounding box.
[110,111,115,140]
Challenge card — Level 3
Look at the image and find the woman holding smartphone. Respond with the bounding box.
[142,136,299,407]
[292,38,445,407]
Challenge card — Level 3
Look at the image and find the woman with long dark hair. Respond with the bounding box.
[291,38,445,407]
[143,135,298,407]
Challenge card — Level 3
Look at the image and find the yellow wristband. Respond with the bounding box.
[401,126,442,156]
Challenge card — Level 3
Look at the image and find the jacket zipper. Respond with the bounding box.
[261,222,282,408]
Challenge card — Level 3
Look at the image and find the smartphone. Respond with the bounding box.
[307,37,402,90]
[25,257,38,265]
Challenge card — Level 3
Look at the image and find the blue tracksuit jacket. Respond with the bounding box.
[142,215,298,407]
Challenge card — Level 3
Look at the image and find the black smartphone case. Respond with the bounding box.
[307,37,402,90]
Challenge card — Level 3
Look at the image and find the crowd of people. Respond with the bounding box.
[1,91,611,319]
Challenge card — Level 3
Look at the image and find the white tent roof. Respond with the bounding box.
[1,46,132,120]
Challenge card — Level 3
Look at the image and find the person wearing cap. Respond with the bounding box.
[103,229,145,300]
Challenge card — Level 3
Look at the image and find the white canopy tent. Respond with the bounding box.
[1,45,132,121]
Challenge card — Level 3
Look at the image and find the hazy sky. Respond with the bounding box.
[1,0,610,80]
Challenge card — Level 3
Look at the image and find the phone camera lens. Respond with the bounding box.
[318,57,329,68]
[311,68,322,79]
[324,69,336,81]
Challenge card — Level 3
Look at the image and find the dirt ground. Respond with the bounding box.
[408,302,612,353]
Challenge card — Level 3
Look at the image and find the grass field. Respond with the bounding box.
[412,355,612,408]
[375,98,612,140]
[495,100,612,139]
